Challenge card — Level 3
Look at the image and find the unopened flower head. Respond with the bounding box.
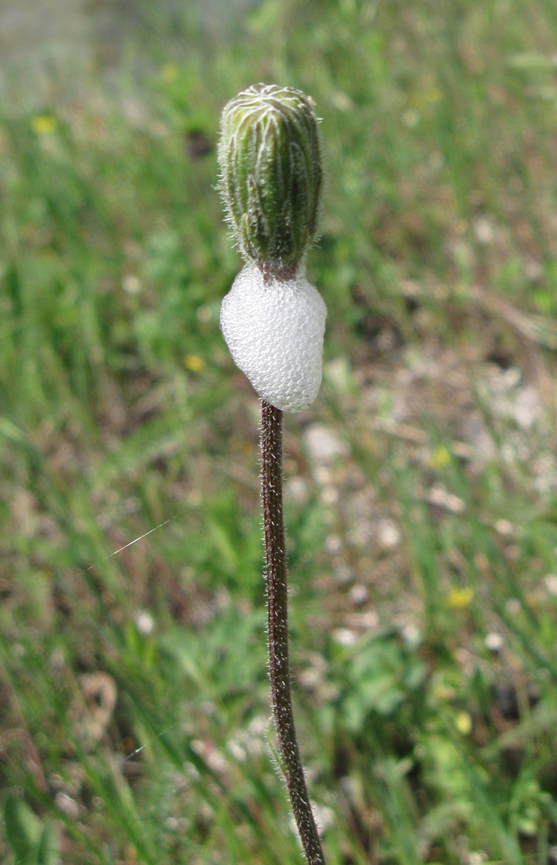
[218,84,323,275]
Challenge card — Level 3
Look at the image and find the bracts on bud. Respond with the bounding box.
[218,84,323,276]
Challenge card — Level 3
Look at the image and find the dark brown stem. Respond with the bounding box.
[257,259,298,283]
[260,399,326,865]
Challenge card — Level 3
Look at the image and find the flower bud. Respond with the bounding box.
[218,84,323,274]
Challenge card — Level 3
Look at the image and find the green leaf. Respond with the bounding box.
[4,797,42,862]
[37,824,60,865]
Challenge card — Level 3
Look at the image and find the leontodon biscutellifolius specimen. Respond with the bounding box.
[217,84,326,412]
[217,84,329,864]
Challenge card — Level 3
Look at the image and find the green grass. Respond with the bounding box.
[1,0,557,862]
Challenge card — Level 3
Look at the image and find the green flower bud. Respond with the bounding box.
[218,84,323,275]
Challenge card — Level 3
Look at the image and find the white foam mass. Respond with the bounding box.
[220,265,327,412]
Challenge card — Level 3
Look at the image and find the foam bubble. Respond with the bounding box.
[220,265,327,412]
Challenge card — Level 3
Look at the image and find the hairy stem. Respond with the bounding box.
[260,399,326,865]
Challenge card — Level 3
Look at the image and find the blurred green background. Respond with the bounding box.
[1,0,557,862]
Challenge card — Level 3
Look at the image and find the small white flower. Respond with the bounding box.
[135,610,154,635]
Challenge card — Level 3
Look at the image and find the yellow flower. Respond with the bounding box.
[446,586,474,609]
[30,115,57,135]
[184,354,205,372]
[161,63,179,82]
[430,445,451,470]
[429,445,451,471]
[455,710,473,736]
[423,86,442,104]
